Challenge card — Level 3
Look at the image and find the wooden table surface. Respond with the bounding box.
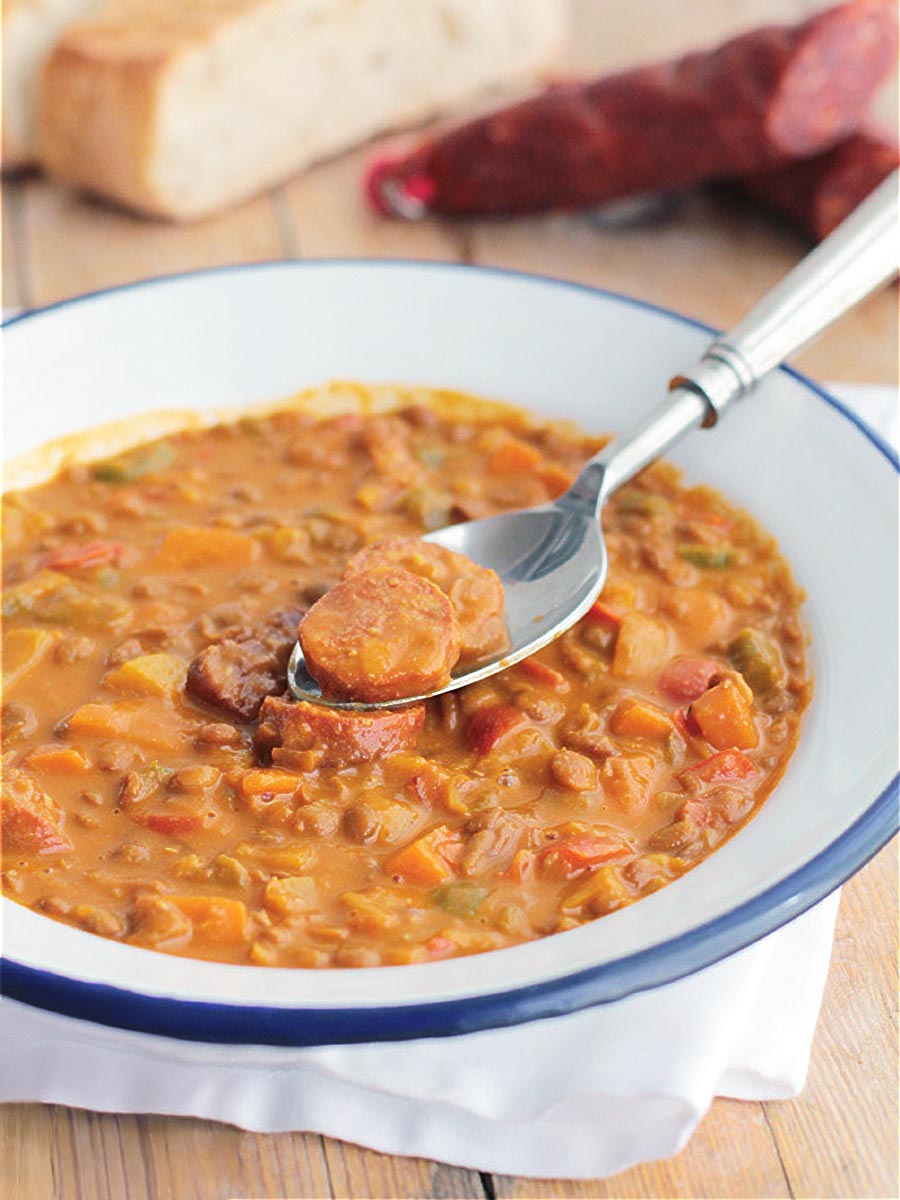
[2,2,897,1197]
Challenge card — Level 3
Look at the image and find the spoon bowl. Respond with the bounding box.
[288,169,898,709]
[288,499,609,708]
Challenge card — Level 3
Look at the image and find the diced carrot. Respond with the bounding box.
[609,698,673,742]
[237,769,305,800]
[515,658,568,690]
[154,526,259,570]
[170,896,249,945]
[611,613,669,678]
[263,875,318,918]
[65,703,184,753]
[658,656,721,703]
[600,753,657,815]
[583,601,622,630]
[23,745,91,774]
[43,540,125,572]
[341,888,405,935]
[487,437,544,475]
[105,653,187,698]
[385,826,457,885]
[540,834,631,878]
[2,627,59,689]
[689,679,759,750]
[679,749,758,787]
[540,463,575,498]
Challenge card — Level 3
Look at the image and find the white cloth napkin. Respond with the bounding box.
[0,382,894,1180]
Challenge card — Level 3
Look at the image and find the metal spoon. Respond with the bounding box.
[289,170,899,710]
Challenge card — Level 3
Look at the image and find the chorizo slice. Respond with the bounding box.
[185,607,303,722]
[298,567,461,703]
[255,696,425,767]
[366,0,898,218]
[344,538,508,665]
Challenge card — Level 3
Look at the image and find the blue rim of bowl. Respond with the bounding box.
[2,259,897,1045]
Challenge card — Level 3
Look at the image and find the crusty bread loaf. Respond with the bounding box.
[2,0,105,168]
[34,0,567,219]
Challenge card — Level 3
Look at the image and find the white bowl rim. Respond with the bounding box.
[1,258,897,1047]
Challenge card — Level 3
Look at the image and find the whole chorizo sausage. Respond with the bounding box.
[366,0,898,218]
[734,129,900,240]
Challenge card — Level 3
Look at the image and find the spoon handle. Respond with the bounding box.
[691,167,899,421]
[574,168,899,507]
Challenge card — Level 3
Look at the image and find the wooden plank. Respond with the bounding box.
[0,1107,335,1200]
[19,178,285,308]
[321,1136,485,1199]
[465,193,899,387]
[494,843,898,1199]
[767,842,899,1200]
[276,145,463,261]
[0,1103,55,1200]
[563,0,894,74]
[493,1098,790,1199]
[1,179,29,311]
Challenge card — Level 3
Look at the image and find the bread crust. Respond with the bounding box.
[35,0,567,219]
[2,0,108,170]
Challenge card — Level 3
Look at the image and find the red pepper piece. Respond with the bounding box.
[142,812,206,836]
[515,658,568,690]
[2,771,72,855]
[426,935,456,960]
[583,602,622,630]
[44,540,125,572]
[540,834,632,875]
[465,704,525,754]
[678,749,758,787]
[658,656,721,703]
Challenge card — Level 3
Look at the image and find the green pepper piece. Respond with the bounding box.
[616,489,670,518]
[403,486,452,531]
[728,627,786,695]
[415,446,447,470]
[2,570,131,631]
[677,544,735,568]
[431,880,488,917]
[120,761,174,809]
[92,440,175,483]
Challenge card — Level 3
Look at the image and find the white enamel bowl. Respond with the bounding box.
[2,261,897,1045]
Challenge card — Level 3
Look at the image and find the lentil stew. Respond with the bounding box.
[1,385,810,968]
